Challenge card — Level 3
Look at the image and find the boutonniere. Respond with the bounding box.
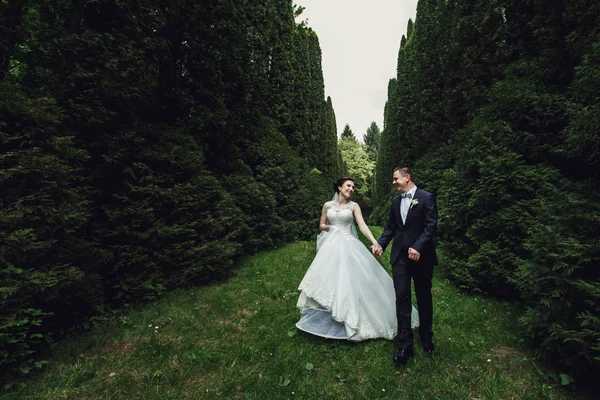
[410,199,419,208]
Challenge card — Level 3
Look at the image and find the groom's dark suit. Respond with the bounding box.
[378,188,438,351]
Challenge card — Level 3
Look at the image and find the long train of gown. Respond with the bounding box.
[296,203,418,341]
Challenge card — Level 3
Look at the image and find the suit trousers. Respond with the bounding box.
[392,254,434,350]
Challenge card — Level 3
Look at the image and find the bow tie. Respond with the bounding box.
[401,193,412,199]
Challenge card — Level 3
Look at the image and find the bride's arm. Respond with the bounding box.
[319,203,333,231]
[353,203,378,245]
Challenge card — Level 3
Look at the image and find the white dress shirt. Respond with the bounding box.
[401,186,418,224]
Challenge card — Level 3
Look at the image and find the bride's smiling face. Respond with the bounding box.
[338,180,355,199]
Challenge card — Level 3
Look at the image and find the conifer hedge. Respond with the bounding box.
[372,0,599,385]
[0,0,341,380]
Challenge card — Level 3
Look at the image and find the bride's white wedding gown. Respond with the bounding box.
[296,201,418,341]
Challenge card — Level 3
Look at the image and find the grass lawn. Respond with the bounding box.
[1,227,587,399]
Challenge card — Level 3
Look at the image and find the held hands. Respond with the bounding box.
[371,243,383,259]
[408,247,421,262]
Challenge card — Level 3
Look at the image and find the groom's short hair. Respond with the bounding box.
[393,166,413,181]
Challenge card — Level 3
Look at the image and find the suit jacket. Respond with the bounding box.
[378,188,438,267]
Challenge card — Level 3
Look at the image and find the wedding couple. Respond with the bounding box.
[296,166,437,366]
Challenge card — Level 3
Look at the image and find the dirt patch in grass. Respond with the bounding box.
[443,359,466,375]
[168,354,182,370]
[157,334,184,343]
[183,371,221,393]
[486,347,531,378]
[98,336,141,357]
[430,285,445,295]
[215,311,256,332]
[490,346,525,358]
[125,366,147,382]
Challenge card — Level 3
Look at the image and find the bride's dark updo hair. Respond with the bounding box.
[334,177,355,193]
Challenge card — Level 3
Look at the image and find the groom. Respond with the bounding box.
[371,166,438,366]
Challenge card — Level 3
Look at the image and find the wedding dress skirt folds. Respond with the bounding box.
[296,203,418,341]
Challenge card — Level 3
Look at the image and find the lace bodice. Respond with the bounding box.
[325,201,356,235]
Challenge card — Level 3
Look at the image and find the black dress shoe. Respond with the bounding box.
[422,340,435,354]
[393,347,414,366]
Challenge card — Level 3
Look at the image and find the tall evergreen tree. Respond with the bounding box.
[324,96,343,179]
[363,121,381,161]
[406,18,414,41]
[371,78,400,219]
[340,123,357,141]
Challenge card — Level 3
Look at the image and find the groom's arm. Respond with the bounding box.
[411,192,438,254]
[378,198,396,251]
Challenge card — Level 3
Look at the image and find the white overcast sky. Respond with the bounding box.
[294,0,418,142]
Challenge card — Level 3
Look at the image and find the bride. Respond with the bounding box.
[296,177,418,341]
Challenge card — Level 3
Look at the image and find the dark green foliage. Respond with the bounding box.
[0,0,27,80]
[406,19,414,41]
[363,121,381,162]
[360,121,381,215]
[0,0,339,382]
[340,124,357,141]
[325,97,344,178]
[0,75,98,377]
[372,78,401,209]
[371,0,600,385]
[282,24,340,182]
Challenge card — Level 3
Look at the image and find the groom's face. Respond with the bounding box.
[393,171,410,192]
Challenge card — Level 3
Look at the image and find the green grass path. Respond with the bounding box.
[2,227,586,399]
